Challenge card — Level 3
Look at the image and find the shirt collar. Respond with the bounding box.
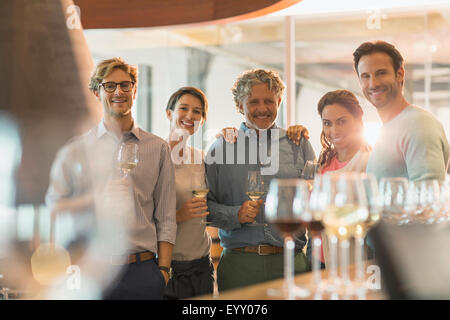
[95,120,141,141]
[239,122,280,133]
[238,122,287,143]
[129,122,141,140]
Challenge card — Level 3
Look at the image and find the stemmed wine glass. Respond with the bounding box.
[406,179,441,224]
[246,170,265,226]
[438,179,450,223]
[308,174,327,295]
[118,143,139,177]
[379,177,409,225]
[301,160,319,180]
[265,178,310,299]
[352,173,381,296]
[191,173,210,226]
[321,172,368,298]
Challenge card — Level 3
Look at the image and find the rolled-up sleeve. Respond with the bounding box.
[153,143,177,244]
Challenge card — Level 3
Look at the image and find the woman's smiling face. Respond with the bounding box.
[167,93,205,135]
[321,103,362,149]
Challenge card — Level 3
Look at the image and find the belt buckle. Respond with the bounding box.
[257,245,270,256]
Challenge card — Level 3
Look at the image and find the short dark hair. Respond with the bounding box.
[353,40,404,75]
[166,87,209,120]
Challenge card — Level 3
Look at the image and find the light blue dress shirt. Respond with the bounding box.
[205,123,316,250]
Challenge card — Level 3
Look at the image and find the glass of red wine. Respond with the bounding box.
[265,178,310,299]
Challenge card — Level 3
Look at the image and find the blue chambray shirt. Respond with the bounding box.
[205,123,316,250]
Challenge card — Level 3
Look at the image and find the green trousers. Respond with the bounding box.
[217,248,311,293]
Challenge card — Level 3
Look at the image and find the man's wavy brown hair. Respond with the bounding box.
[89,57,138,93]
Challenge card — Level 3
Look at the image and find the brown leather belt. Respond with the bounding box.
[110,251,155,265]
[231,245,284,255]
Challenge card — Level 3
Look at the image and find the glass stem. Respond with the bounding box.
[312,235,322,285]
[329,234,339,287]
[355,235,365,284]
[340,238,350,286]
[284,235,295,299]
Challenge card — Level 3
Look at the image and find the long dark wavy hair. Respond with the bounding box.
[317,90,364,168]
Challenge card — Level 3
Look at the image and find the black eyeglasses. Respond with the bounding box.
[100,81,135,93]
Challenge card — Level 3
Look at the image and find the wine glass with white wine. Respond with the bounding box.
[321,172,368,298]
[118,143,139,177]
[246,170,265,226]
[191,174,210,226]
[352,173,381,297]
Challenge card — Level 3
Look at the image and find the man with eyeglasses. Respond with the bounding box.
[45,57,176,299]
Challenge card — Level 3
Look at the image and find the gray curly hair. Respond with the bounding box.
[231,69,285,114]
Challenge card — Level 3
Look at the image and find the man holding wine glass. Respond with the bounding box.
[46,57,176,299]
[205,69,316,292]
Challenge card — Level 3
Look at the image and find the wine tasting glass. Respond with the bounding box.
[265,179,310,299]
[438,179,450,223]
[379,177,409,225]
[191,173,209,226]
[406,179,441,224]
[353,173,381,292]
[308,174,327,291]
[301,160,319,180]
[321,173,368,297]
[118,143,138,177]
[246,170,265,226]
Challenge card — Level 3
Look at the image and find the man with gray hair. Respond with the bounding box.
[205,69,316,292]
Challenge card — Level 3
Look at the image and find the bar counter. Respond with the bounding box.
[196,261,386,300]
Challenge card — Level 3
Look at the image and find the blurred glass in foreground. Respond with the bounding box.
[0,113,22,299]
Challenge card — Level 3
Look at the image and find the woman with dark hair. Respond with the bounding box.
[286,90,371,269]
[164,86,214,299]
[315,90,371,268]
[315,90,370,174]
[284,90,369,173]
